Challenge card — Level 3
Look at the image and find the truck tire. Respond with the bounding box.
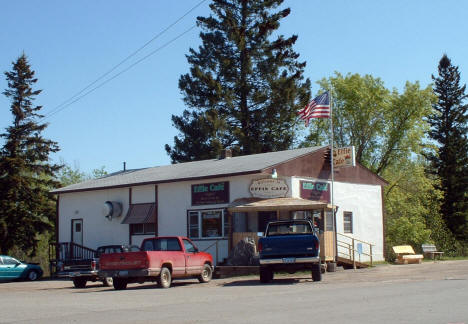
[259,267,273,283]
[158,267,172,288]
[312,264,322,282]
[113,278,128,290]
[102,277,113,287]
[73,277,87,288]
[198,264,213,283]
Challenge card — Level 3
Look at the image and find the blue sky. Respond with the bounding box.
[1,0,467,174]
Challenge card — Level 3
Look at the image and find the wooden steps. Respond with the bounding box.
[337,256,370,269]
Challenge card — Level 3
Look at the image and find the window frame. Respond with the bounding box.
[343,211,353,234]
[187,208,229,239]
[130,223,156,235]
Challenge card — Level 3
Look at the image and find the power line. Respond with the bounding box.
[43,0,207,118]
[43,24,197,121]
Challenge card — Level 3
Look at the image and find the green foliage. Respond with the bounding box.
[56,160,108,187]
[0,54,61,256]
[382,159,462,256]
[386,215,431,257]
[166,0,311,162]
[425,54,468,242]
[306,72,434,175]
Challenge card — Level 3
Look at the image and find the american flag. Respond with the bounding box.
[297,91,330,125]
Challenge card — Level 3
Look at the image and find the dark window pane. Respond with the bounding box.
[202,211,222,237]
[183,239,197,253]
[189,212,199,238]
[167,238,182,251]
[344,212,353,233]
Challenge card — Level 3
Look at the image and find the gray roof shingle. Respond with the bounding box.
[52,146,325,193]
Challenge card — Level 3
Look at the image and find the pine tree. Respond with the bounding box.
[426,54,468,241]
[0,54,61,255]
[166,0,311,162]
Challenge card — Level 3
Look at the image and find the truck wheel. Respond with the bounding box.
[113,278,128,290]
[198,264,213,283]
[259,267,273,283]
[73,277,87,288]
[102,277,113,287]
[158,267,172,288]
[312,264,322,282]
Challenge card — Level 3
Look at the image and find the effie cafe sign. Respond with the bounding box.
[192,181,229,205]
[300,180,330,202]
[250,179,289,198]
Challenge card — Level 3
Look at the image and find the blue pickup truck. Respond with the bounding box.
[258,219,321,283]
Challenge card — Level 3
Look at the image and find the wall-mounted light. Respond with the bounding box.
[271,169,278,179]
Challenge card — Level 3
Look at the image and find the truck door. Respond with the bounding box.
[183,239,202,275]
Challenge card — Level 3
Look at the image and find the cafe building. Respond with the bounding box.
[51,146,387,266]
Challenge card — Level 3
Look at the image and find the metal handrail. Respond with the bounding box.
[336,233,374,268]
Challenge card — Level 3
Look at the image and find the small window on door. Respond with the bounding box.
[75,222,81,232]
[343,212,353,233]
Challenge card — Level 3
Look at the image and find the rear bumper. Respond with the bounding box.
[260,256,320,265]
[99,268,161,278]
[56,270,99,278]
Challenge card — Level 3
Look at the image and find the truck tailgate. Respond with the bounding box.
[261,234,318,258]
[100,251,148,270]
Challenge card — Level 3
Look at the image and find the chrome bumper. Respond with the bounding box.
[260,256,320,265]
[56,270,99,278]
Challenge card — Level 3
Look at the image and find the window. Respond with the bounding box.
[187,209,229,239]
[343,212,353,233]
[183,239,197,253]
[142,238,182,251]
[3,257,18,265]
[130,223,155,235]
[325,211,334,231]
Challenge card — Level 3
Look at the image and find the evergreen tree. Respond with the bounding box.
[426,54,468,241]
[165,0,311,162]
[0,54,61,255]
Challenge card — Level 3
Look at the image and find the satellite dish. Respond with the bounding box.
[102,201,122,221]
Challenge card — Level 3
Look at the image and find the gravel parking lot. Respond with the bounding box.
[1,260,467,324]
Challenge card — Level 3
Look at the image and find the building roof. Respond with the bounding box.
[52,146,326,194]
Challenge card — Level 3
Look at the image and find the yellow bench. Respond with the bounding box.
[392,245,424,264]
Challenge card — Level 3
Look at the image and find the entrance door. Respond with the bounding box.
[71,219,83,246]
[258,211,277,234]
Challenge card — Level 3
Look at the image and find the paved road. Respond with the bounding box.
[1,260,467,324]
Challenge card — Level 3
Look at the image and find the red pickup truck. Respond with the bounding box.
[99,236,213,290]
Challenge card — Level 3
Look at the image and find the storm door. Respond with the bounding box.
[71,219,83,246]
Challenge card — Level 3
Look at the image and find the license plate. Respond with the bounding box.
[283,257,296,263]
[72,272,81,277]
[119,271,128,277]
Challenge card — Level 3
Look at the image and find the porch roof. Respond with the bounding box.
[228,197,334,212]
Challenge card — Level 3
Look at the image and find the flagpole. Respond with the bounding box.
[330,89,334,210]
[330,88,337,265]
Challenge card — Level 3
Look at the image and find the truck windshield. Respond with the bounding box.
[267,222,312,236]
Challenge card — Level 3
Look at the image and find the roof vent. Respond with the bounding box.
[220,148,232,159]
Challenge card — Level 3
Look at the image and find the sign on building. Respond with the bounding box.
[333,146,356,168]
[250,179,289,198]
[300,181,330,202]
[192,181,229,205]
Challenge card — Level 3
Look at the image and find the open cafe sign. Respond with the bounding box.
[333,146,356,168]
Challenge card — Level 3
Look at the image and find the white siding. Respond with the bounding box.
[58,188,129,248]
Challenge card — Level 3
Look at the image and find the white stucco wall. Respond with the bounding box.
[58,188,130,248]
[58,172,384,264]
[291,177,384,261]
